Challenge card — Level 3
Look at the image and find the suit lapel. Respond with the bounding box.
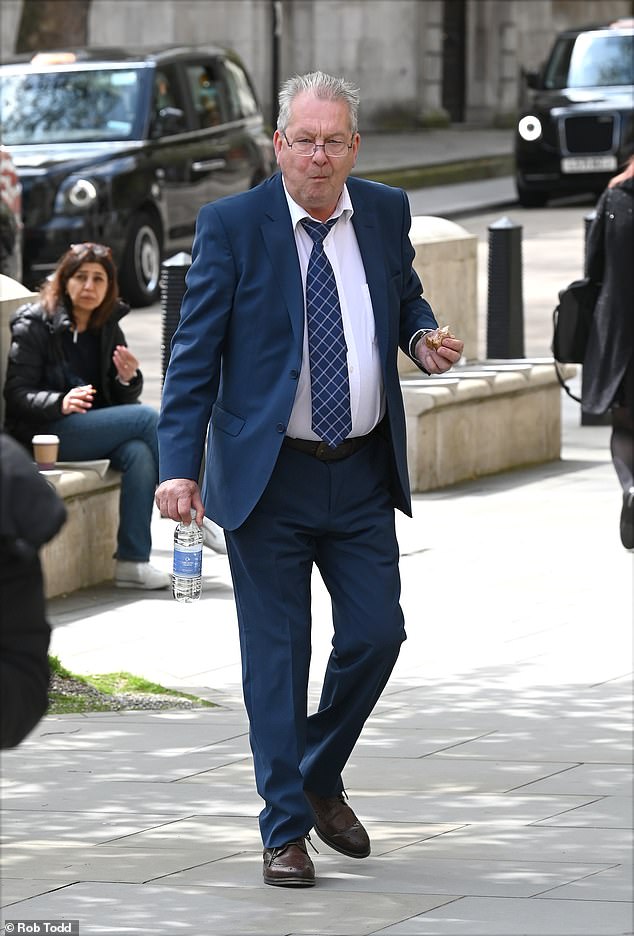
[260,175,304,347]
[350,187,389,366]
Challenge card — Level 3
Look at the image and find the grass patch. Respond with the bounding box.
[47,656,216,714]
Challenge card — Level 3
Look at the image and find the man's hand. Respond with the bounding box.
[414,335,464,374]
[155,479,205,525]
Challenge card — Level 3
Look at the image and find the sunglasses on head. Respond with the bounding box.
[70,242,113,259]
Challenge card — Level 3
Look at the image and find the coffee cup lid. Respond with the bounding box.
[32,434,60,444]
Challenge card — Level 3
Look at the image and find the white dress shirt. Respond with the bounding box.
[283,181,386,441]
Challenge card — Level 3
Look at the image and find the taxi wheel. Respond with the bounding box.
[120,212,162,306]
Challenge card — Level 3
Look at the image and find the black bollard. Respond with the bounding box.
[486,216,524,359]
[160,252,191,382]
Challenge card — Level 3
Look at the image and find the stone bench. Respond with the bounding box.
[403,359,575,492]
[39,468,122,598]
[33,359,574,595]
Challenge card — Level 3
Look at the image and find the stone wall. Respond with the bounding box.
[2,0,630,129]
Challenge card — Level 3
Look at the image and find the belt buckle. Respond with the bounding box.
[316,442,333,460]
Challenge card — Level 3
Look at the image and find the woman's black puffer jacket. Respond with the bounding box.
[3,299,143,446]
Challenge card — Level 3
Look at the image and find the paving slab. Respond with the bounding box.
[375,896,634,935]
[0,748,251,784]
[404,821,633,864]
[540,862,634,902]
[1,842,248,885]
[0,812,192,848]
[534,796,633,830]
[160,849,616,899]
[18,712,250,754]
[0,882,459,935]
[1,778,262,817]
[339,755,578,793]
[430,724,633,764]
[106,817,462,857]
[506,762,633,796]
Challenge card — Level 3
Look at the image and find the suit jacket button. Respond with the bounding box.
[290,369,298,379]
[276,423,286,433]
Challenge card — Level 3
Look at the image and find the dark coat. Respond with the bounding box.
[582,177,634,415]
[0,431,67,748]
[3,299,143,446]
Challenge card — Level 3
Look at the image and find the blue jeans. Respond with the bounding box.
[49,404,159,562]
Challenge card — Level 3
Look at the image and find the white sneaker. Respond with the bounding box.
[115,560,171,590]
[202,516,227,554]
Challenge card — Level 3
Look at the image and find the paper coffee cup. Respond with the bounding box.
[32,434,60,470]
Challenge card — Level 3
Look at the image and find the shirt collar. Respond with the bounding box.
[282,178,354,232]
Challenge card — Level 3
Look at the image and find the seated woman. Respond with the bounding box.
[3,242,170,589]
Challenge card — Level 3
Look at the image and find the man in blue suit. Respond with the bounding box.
[156,71,463,887]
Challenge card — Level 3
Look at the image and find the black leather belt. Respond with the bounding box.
[283,431,374,462]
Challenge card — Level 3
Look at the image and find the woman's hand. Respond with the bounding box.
[61,384,96,415]
[113,344,139,383]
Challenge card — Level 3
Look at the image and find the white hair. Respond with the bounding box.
[277,71,360,134]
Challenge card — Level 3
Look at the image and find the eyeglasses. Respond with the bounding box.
[283,132,353,158]
[70,242,112,258]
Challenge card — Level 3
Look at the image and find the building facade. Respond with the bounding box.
[1,0,631,129]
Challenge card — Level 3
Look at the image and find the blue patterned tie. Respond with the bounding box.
[301,218,352,448]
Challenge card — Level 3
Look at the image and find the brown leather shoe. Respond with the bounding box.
[262,837,316,887]
[305,790,371,858]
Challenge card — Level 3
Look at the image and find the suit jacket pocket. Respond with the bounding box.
[211,403,245,437]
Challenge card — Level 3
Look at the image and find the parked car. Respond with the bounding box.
[0,146,23,281]
[0,46,276,305]
[515,19,634,207]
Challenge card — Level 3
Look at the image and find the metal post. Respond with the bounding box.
[160,252,191,383]
[486,216,524,359]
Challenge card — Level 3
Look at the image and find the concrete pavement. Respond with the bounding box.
[1,127,632,935]
[1,385,632,936]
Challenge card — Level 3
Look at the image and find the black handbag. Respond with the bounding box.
[552,277,600,401]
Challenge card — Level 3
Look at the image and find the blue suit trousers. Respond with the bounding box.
[224,431,406,847]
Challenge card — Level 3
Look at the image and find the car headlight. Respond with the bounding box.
[55,177,98,212]
[518,115,543,142]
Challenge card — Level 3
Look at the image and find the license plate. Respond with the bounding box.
[561,155,618,174]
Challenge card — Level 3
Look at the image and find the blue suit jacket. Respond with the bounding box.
[158,173,437,529]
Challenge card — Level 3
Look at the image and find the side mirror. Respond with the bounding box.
[524,69,541,90]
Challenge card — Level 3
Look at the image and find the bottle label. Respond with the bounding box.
[173,544,202,577]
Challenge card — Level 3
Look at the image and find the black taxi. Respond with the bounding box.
[515,20,634,207]
[0,46,276,304]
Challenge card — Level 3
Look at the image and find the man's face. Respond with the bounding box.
[273,91,360,221]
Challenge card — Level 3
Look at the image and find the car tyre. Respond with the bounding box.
[120,212,162,306]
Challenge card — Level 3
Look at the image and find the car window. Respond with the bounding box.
[150,66,188,136]
[0,67,144,144]
[544,33,634,89]
[222,59,259,118]
[184,63,229,129]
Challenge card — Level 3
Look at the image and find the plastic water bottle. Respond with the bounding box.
[172,510,203,602]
